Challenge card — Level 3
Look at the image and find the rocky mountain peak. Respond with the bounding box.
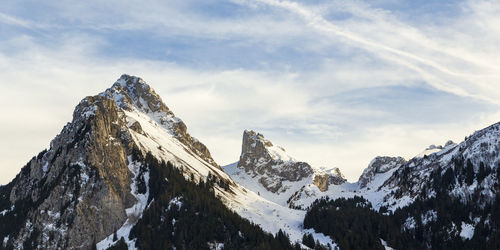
[358,156,405,188]
[104,74,171,114]
[237,130,313,193]
[241,130,291,161]
[328,167,345,179]
[0,75,227,249]
[99,74,218,167]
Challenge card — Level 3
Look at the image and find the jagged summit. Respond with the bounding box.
[237,130,313,193]
[104,74,171,114]
[232,130,346,196]
[97,74,218,168]
[241,130,294,162]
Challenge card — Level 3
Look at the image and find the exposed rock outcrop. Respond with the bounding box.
[313,174,329,192]
[7,95,136,249]
[237,130,314,193]
[313,168,346,192]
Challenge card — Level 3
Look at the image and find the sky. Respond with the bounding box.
[1,0,500,184]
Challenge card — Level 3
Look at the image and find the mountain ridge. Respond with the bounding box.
[2,74,500,249]
[0,75,336,249]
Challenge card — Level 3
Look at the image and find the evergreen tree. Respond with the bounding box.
[302,233,315,249]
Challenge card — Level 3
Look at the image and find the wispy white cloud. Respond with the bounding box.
[0,12,32,28]
[237,0,500,104]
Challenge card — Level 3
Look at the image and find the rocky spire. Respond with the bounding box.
[237,130,313,193]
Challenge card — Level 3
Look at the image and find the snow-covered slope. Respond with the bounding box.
[225,130,346,207]
[415,140,456,159]
[288,125,500,213]
[381,124,500,206]
[288,156,409,211]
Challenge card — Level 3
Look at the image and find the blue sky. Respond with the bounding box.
[1,0,500,184]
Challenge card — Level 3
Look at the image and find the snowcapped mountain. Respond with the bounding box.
[381,124,500,206]
[224,130,346,207]
[0,75,240,249]
[0,75,335,249]
[295,127,500,249]
[237,130,314,194]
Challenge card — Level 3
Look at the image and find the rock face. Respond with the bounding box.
[237,130,314,193]
[313,168,346,192]
[0,74,223,249]
[313,174,329,192]
[358,156,406,188]
[3,94,136,249]
[327,168,347,185]
[235,130,345,194]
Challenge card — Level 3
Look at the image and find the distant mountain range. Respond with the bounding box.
[1,75,499,249]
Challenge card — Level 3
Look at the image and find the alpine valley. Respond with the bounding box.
[1,75,500,250]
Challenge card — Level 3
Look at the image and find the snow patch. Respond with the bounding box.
[168,197,183,210]
[207,242,224,250]
[3,236,8,247]
[422,210,437,225]
[404,217,416,230]
[380,238,395,250]
[42,162,49,174]
[459,222,475,240]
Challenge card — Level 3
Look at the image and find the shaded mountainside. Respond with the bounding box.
[0,94,137,249]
